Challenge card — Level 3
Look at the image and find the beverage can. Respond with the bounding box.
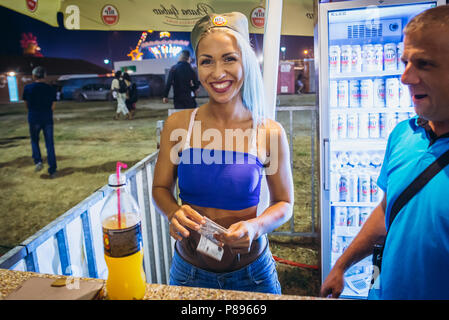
[359,152,371,168]
[341,237,351,253]
[341,45,352,73]
[331,233,341,254]
[347,113,358,139]
[368,113,379,138]
[386,112,398,135]
[370,172,380,203]
[347,207,360,227]
[386,78,400,108]
[379,113,387,138]
[348,152,360,168]
[397,42,404,72]
[358,172,371,203]
[337,113,347,139]
[374,44,384,71]
[330,151,340,170]
[358,112,369,138]
[362,44,375,72]
[337,151,349,167]
[330,80,339,108]
[370,152,383,168]
[399,82,411,108]
[359,207,371,227]
[373,78,386,108]
[360,79,374,108]
[329,45,341,74]
[331,113,339,138]
[384,43,397,71]
[335,206,347,227]
[339,171,349,202]
[348,172,359,203]
[330,153,339,171]
[338,80,349,108]
[331,170,340,202]
[349,80,361,108]
[351,45,362,73]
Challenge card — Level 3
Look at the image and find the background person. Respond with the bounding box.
[110,71,129,120]
[296,69,304,94]
[320,5,449,300]
[162,49,200,109]
[152,12,294,294]
[123,72,137,119]
[22,66,58,178]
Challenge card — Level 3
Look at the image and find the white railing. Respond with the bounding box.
[273,106,318,237]
[0,151,173,284]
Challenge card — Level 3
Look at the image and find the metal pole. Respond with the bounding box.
[263,0,283,120]
[257,0,284,218]
[311,109,316,233]
[289,110,294,233]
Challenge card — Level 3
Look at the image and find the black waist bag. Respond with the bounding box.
[371,148,449,279]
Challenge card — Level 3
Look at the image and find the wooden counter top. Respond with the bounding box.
[0,268,321,300]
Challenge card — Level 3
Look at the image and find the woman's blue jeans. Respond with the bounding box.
[169,244,281,294]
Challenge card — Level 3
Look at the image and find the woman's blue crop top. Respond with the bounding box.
[177,108,264,211]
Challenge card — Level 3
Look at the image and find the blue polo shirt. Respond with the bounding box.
[22,82,56,124]
[369,116,449,300]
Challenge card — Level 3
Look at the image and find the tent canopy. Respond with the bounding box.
[0,0,313,36]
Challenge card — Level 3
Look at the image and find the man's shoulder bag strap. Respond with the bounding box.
[388,147,449,228]
[373,147,449,275]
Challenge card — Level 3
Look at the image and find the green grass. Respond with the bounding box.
[0,99,162,249]
[0,94,321,296]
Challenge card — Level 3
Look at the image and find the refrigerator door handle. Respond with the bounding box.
[324,138,330,191]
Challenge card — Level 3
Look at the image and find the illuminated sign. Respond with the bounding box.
[7,75,19,102]
[160,31,171,38]
[141,40,189,59]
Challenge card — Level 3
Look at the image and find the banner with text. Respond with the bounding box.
[0,0,314,36]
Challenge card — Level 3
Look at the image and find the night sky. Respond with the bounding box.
[0,5,313,70]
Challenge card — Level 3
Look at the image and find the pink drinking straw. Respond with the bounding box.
[116,162,128,229]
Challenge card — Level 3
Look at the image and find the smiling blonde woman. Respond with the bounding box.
[152,12,293,294]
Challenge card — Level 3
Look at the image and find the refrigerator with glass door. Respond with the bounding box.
[317,0,445,299]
